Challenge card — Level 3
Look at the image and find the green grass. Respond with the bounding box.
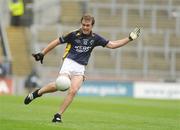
[0,95,179,130]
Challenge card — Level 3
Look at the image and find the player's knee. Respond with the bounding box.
[69,87,79,96]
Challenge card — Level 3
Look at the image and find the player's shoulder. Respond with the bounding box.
[62,29,79,37]
[92,32,105,39]
[92,32,100,37]
[71,29,80,34]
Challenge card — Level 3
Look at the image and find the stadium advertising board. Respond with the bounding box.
[134,82,180,99]
[79,80,133,96]
[0,78,13,95]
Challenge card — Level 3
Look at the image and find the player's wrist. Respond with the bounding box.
[128,35,133,41]
[40,52,45,56]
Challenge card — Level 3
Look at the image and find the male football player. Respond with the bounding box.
[24,14,140,123]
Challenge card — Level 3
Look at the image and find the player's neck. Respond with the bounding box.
[79,29,92,36]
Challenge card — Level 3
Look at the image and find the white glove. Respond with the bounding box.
[129,27,141,41]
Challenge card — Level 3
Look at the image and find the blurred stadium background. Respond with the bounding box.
[0,0,180,99]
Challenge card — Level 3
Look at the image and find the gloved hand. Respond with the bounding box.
[32,53,44,64]
[129,27,141,41]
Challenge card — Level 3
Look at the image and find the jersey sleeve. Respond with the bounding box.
[95,34,109,47]
[59,32,73,44]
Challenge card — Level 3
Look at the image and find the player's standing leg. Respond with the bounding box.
[52,75,84,122]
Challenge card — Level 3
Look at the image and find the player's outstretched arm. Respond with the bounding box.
[32,38,60,64]
[106,27,141,49]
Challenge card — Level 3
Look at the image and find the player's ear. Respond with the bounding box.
[92,17,95,26]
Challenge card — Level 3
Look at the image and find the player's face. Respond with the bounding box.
[81,19,93,35]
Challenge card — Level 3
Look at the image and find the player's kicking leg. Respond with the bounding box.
[24,88,42,104]
[24,82,57,105]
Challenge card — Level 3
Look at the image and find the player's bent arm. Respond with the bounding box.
[41,38,60,55]
[106,37,130,49]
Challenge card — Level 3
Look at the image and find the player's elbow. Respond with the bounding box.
[106,42,116,49]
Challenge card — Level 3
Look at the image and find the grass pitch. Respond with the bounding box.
[0,95,179,130]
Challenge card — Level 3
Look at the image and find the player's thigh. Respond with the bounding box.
[70,75,84,91]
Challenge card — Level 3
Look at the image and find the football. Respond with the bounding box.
[55,76,71,91]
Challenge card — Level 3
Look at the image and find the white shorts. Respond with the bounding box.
[59,58,85,76]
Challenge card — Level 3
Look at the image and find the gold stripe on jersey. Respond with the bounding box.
[76,32,81,36]
[63,43,72,59]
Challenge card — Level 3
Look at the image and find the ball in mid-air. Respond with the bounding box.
[55,76,71,91]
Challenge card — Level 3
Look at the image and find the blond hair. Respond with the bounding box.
[81,14,95,25]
